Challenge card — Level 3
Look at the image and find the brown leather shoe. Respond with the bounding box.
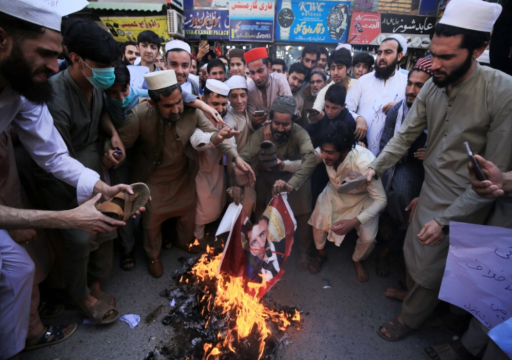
[148,258,163,278]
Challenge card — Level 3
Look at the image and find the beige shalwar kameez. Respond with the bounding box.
[309,145,387,261]
[371,64,512,329]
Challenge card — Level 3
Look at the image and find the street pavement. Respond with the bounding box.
[23,234,453,360]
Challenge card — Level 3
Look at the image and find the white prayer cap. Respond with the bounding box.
[201,64,208,70]
[165,40,191,54]
[388,34,408,56]
[477,49,490,64]
[336,43,352,52]
[205,79,230,96]
[226,75,247,90]
[144,70,178,90]
[0,0,88,32]
[439,0,502,33]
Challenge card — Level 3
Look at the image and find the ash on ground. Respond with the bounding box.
[144,255,302,360]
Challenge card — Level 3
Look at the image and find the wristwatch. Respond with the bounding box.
[434,218,450,235]
[327,4,348,41]
[277,1,294,40]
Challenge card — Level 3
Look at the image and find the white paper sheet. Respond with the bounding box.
[488,317,512,358]
[439,222,512,330]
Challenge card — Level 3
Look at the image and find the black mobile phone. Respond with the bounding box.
[305,108,319,115]
[200,34,208,46]
[464,142,487,181]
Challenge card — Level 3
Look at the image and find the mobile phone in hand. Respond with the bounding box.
[464,142,487,181]
[200,34,208,46]
[306,108,320,115]
[254,110,266,116]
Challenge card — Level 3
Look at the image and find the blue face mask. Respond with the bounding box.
[82,58,115,91]
[111,93,132,108]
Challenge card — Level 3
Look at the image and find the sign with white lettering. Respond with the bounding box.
[229,0,275,42]
[380,14,436,49]
[275,0,351,43]
[348,12,381,45]
[184,9,229,39]
[439,222,512,330]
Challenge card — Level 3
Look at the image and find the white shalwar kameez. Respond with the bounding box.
[190,128,226,239]
[308,146,387,261]
[345,71,407,156]
[0,87,99,359]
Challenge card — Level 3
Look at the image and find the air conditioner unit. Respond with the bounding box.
[167,9,185,38]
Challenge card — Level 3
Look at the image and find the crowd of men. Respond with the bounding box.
[1,0,512,359]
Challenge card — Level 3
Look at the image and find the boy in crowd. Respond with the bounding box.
[352,52,374,79]
[271,59,287,74]
[137,30,161,73]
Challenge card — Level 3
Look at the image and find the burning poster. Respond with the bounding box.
[217,194,296,298]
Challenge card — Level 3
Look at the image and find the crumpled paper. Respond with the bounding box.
[119,314,140,329]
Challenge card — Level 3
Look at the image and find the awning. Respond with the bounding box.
[87,2,164,12]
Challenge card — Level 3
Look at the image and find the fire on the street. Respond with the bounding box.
[164,246,301,360]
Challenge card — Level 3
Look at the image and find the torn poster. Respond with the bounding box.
[439,222,512,330]
[488,317,512,358]
[216,193,296,298]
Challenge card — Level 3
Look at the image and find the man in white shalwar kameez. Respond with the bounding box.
[191,80,232,244]
[346,36,408,156]
[308,121,386,282]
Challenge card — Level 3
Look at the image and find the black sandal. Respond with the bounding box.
[24,323,78,351]
[38,300,65,319]
[121,251,136,271]
[309,253,327,274]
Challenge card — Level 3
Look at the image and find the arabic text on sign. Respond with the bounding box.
[293,22,325,35]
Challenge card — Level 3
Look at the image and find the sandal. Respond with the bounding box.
[376,255,390,277]
[296,253,309,271]
[38,301,65,319]
[77,299,119,325]
[148,257,163,278]
[93,291,116,308]
[96,183,150,221]
[121,251,136,271]
[423,342,478,360]
[337,171,367,194]
[309,253,327,274]
[259,141,278,168]
[377,316,414,342]
[24,323,77,351]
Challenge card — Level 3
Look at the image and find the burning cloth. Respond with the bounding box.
[217,194,296,298]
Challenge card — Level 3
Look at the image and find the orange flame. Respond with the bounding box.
[189,238,201,250]
[181,253,301,360]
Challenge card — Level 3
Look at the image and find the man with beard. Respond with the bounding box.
[0,2,140,358]
[345,38,408,155]
[286,63,308,126]
[376,57,432,281]
[233,96,317,270]
[245,48,292,129]
[365,0,512,342]
[122,41,139,65]
[191,80,232,247]
[308,121,386,281]
[137,30,160,73]
[301,70,326,121]
[114,71,253,278]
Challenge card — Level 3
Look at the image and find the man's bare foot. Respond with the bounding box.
[354,261,369,282]
[25,323,76,347]
[89,282,115,307]
[75,295,114,320]
[380,314,406,338]
[384,287,408,301]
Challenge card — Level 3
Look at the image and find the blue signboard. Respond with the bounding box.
[229,0,275,42]
[184,9,230,39]
[275,0,351,43]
